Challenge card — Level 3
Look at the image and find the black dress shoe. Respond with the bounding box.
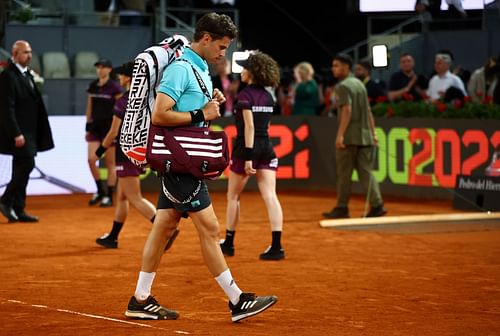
[0,202,18,222]
[366,205,388,218]
[322,207,350,219]
[16,212,39,223]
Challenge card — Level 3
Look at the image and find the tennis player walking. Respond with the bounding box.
[124,12,278,322]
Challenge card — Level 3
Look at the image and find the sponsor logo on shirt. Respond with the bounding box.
[252,106,274,113]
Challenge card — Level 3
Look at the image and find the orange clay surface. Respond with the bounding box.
[1,191,500,335]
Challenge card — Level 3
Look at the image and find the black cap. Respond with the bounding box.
[235,58,249,68]
[94,58,112,68]
[115,61,134,78]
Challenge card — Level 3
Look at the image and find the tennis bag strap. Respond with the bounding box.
[177,59,213,127]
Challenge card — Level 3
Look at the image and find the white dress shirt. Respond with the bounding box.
[427,70,467,100]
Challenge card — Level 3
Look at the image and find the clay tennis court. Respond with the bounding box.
[1,191,500,335]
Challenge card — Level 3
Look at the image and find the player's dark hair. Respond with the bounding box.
[194,12,238,42]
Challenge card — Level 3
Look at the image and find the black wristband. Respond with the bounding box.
[95,145,107,158]
[243,147,253,160]
[85,122,92,132]
[190,109,205,124]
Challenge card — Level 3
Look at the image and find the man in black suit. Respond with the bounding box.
[0,40,54,223]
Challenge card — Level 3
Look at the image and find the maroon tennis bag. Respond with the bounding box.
[146,124,229,180]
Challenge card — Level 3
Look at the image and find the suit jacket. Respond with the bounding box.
[0,60,54,156]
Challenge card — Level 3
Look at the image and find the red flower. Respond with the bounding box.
[376,96,388,103]
[368,96,373,103]
[452,99,464,109]
[402,92,414,101]
[437,102,447,113]
[0,60,7,69]
[475,91,483,97]
[386,106,394,117]
[463,96,472,103]
[482,96,493,105]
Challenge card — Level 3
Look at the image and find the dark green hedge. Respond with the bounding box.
[372,99,500,119]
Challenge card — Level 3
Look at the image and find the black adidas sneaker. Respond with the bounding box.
[229,292,278,322]
[125,296,178,320]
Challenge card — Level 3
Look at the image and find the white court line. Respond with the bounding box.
[4,299,190,334]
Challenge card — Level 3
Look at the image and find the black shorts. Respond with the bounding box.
[88,119,113,139]
[232,137,276,162]
[157,173,211,213]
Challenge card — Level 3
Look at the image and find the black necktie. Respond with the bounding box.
[24,70,34,90]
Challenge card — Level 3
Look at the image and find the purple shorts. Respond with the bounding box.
[116,159,144,177]
[230,157,278,175]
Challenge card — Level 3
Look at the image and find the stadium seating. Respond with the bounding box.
[42,51,71,78]
[74,51,99,78]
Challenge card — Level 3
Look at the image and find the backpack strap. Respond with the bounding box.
[177,59,212,127]
[147,50,160,98]
[177,59,212,101]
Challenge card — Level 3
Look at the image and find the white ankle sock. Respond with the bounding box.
[134,271,156,301]
[215,269,242,305]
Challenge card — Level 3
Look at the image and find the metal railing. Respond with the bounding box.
[340,8,492,64]
[157,1,239,39]
[339,16,423,64]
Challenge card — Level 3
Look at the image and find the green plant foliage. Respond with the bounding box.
[10,5,34,23]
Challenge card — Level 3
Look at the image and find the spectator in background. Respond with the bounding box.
[85,58,122,207]
[415,0,467,19]
[318,69,338,116]
[388,53,427,101]
[211,57,239,116]
[468,57,497,103]
[0,40,54,223]
[445,0,467,18]
[276,67,294,116]
[427,53,467,102]
[354,60,386,104]
[438,49,470,88]
[493,54,500,105]
[107,0,146,26]
[415,0,441,19]
[292,62,320,115]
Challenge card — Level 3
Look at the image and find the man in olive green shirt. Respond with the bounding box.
[322,54,387,219]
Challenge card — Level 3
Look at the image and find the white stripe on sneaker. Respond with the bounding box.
[241,300,256,310]
[147,305,159,311]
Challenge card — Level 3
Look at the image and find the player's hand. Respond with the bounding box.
[212,88,226,104]
[14,134,25,147]
[244,160,256,175]
[202,100,221,121]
